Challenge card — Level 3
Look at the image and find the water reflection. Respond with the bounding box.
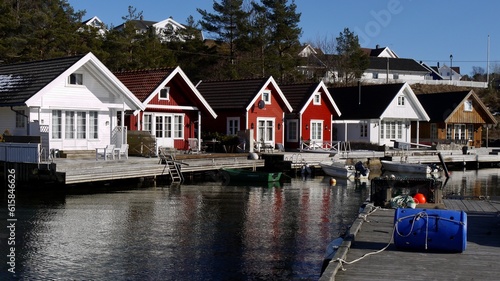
[9,169,500,280]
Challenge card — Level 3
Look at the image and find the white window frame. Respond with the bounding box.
[310,120,323,142]
[68,73,83,85]
[464,100,472,112]
[143,113,153,134]
[159,86,170,100]
[51,110,62,139]
[53,110,97,140]
[313,93,321,105]
[227,117,240,135]
[398,95,405,106]
[360,123,367,138]
[152,113,184,140]
[262,90,271,104]
[257,118,275,143]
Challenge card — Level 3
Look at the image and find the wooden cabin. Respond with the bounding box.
[414,90,497,148]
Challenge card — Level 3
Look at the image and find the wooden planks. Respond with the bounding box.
[321,204,500,281]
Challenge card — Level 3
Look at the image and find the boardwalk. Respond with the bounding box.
[320,199,500,281]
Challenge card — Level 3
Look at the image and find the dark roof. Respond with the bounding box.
[114,68,176,102]
[280,83,320,112]
[197,78,269,110]
[0,55,84,106]
[416,91,470,122]
[368,57,429,73]
[330,83,405,119]
[114,19,157,30]
[361,47,386,57]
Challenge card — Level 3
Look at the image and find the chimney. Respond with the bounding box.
[437,62,440,68]
[376,44,380,49]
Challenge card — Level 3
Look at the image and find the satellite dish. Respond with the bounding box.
[258,100,265,109]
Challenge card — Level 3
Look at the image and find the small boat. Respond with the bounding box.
[220,168,282,183]
[381,160,441,174]
[319,161,370,179]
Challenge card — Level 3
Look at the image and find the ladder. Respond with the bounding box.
[159,152,185,183]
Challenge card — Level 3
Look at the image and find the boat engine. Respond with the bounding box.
[354,161,368,176]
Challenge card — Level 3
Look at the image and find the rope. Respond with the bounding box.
[336,210,464,271]
[357,205,381,222]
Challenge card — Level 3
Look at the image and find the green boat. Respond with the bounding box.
[220,168,282,183]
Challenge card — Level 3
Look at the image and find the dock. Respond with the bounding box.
[53,153,266,185]
[320,198,500,281]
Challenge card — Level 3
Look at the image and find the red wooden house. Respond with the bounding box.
[280,81,341,150]
[197,77,293,151]
[114,67,217,151]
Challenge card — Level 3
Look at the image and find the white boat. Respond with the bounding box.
[381,160,441,174]
[319,161,370,179]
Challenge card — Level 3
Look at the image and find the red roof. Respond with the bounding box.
[114,68,176,102]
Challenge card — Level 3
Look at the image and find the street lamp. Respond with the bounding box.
[449,54,453,81]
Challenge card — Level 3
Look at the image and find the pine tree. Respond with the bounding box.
[197,0,249,79]
[260,0,302,83]
[0,0,84,63]
[335,28,369,85]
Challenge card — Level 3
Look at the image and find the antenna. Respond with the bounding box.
[487,35,490,86]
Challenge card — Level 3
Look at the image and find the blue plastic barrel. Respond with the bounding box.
[394,208,467,252]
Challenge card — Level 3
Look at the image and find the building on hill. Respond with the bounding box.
[114,16,200,42]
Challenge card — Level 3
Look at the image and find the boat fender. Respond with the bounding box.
[247,152,259,160]
[321,237,344,275]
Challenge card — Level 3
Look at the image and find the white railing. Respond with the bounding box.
[0,143,41,163]
[357,78,487,88]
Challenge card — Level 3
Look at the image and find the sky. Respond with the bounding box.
[69,0,500,77]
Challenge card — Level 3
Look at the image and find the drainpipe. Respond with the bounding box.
[10,106,30,135]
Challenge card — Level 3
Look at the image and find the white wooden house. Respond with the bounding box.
[329,83,429,147]
[0,53,144,160]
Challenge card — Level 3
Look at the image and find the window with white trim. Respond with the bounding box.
[310,120,323,142]
[262,90,271,104]
[464,100,472,112]
[373,72,379,79]
[159,87,170,100]
[174,115,183,138]
[89,111,98,139]
[227,117,240,135]
[52,110,97,140]
[152,114,184,139]
[155,116,163,138]
[313,93,321,105]
[257,118,274,142]
[52,110,62,139]
[143,114,153,134]
[68,73,83,85]
[398,96,405,106]
[360,123,367,138]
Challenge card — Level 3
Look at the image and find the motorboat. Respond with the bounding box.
[381,160,441,174]
[319,161,370,179]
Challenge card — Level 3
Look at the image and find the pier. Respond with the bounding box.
[320,198,500,280]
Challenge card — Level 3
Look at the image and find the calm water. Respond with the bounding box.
[1,168,499,280]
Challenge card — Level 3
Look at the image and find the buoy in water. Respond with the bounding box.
[330,178,336,186]
[413,193,426,204]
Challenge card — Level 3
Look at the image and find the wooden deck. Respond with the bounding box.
[320,199,500,281]
[53,153,266,185]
